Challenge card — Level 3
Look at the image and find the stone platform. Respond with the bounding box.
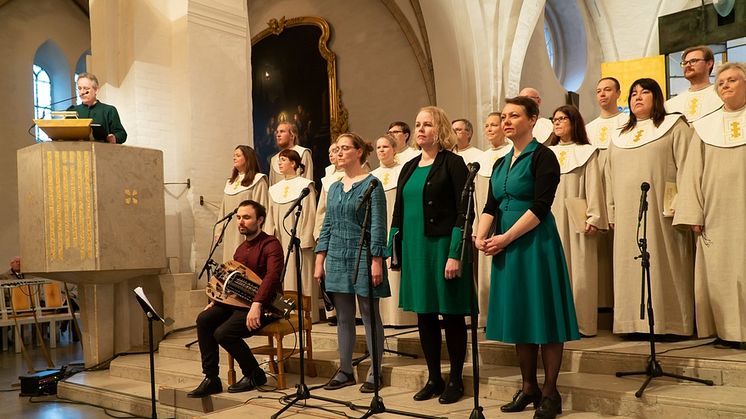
[56,319,746,418]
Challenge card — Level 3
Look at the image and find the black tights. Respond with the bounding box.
[417,313,466,384]
[515,342,564,397]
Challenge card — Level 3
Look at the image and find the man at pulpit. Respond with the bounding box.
[66,72,128,144]
[188,200,284,397]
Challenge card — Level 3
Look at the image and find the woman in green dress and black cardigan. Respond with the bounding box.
[390,106,471,405]
[475,96,579,419]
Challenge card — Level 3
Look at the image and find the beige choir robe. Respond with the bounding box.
[219,173,269,263]
[548,144,608,336]
[607,114,695,335]
[534,117,554,143]
[371,163,418,327]
[268,145,314,186]
[665,85,723,122]
[266,176,319,322]
[673,107,746,341]
[586,113,628,308]
[396,147,420,165]
[453,145,483,164]
[314,169,344,319]
[474,140,513,327]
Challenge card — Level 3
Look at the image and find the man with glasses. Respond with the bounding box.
[451,118,482,164]
[518,87,554,143]
[387,121,420,164]
[665,45,723,122]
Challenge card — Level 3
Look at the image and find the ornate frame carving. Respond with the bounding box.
[252,16,349,141]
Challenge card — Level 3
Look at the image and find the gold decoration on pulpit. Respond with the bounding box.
[43,149,94,261]
[125,189,139,205]
[599,126,609,144]
[688,98,699,118]
[253,16,349,142]
[282,185,290,199]
[633,130,645,143]
[558,151,567,169]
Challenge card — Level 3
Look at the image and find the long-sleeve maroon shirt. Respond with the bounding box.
[232,231,284,307]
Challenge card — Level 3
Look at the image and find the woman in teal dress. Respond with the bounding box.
[314,133,390,393]
[476,97,579,419]
[390,106,471,404]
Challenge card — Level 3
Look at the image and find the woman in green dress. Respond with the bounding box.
[475,97,579,419]
[390,106,471,404]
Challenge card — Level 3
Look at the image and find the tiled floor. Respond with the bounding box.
[0,330,114,418]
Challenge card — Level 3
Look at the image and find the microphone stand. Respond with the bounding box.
[353,185,443,419]
[186,217,233,349]
[615,185,713,396]
[459,174,484,419]
[273,201,353,418]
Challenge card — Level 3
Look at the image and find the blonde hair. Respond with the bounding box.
[418,106,456,150]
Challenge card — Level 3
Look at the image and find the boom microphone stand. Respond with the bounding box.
[273,197,352,419]
[615,182,713,396]
[459,164,484,419]
[186,215,234,349]
[353,179,443,419]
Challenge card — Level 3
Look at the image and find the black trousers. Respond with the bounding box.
[196,302,275,378]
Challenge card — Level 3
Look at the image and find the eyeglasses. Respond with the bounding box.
[387,130,403,135]
[680,58,705,67]
[551,116,570,123]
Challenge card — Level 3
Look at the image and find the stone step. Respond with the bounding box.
[104,343,746,419]
[158,327,746,388]
[57,370,207,419]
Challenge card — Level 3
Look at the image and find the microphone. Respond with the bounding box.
[638,182,650,222]
[284,187,311,218]
[356,178,379,211]
[50,95,80,107]
[461,162,480,202]
[216,207,238,224]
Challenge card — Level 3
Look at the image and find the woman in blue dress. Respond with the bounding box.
[475,96,579,419]
[314,133,390,393]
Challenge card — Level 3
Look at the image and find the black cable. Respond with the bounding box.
[27,395,175,419]
[655,338,718,355]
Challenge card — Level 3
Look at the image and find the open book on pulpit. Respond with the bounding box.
[34,111,106,141]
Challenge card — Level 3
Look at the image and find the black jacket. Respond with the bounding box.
[391,149,470,237]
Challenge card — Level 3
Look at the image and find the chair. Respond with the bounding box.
[227,290,317,389]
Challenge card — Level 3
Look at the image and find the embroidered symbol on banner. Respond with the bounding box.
[125,189,139,205]
[731,121,742,140]
[599,127,608,144]
[282,185,289,198]
[633,130,644,143]
[688,98,699,117]
[558,151,567,168]
[382,172,390,186]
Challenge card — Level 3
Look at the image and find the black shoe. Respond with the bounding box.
[227,369,267,393]
[534,393,562,419]
[327,316,338,326]
[501,389,542,412]
[187,376,222,398]
[413,378,444,401]
[438,380,464,404]
[324,371,355,390]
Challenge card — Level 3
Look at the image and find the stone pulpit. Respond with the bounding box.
[17,142,167,367]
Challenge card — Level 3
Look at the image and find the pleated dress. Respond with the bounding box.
[485,140,580,344]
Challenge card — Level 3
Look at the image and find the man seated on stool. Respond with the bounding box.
[188,200,284,397]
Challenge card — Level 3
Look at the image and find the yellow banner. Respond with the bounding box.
[601,55,667,112]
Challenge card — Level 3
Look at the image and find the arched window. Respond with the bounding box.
[33,65,52,142]
[544,20,557,70]
[543,0,587,92]
[32,40,72,142]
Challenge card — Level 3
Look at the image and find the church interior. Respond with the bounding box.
[2,0,746,418]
